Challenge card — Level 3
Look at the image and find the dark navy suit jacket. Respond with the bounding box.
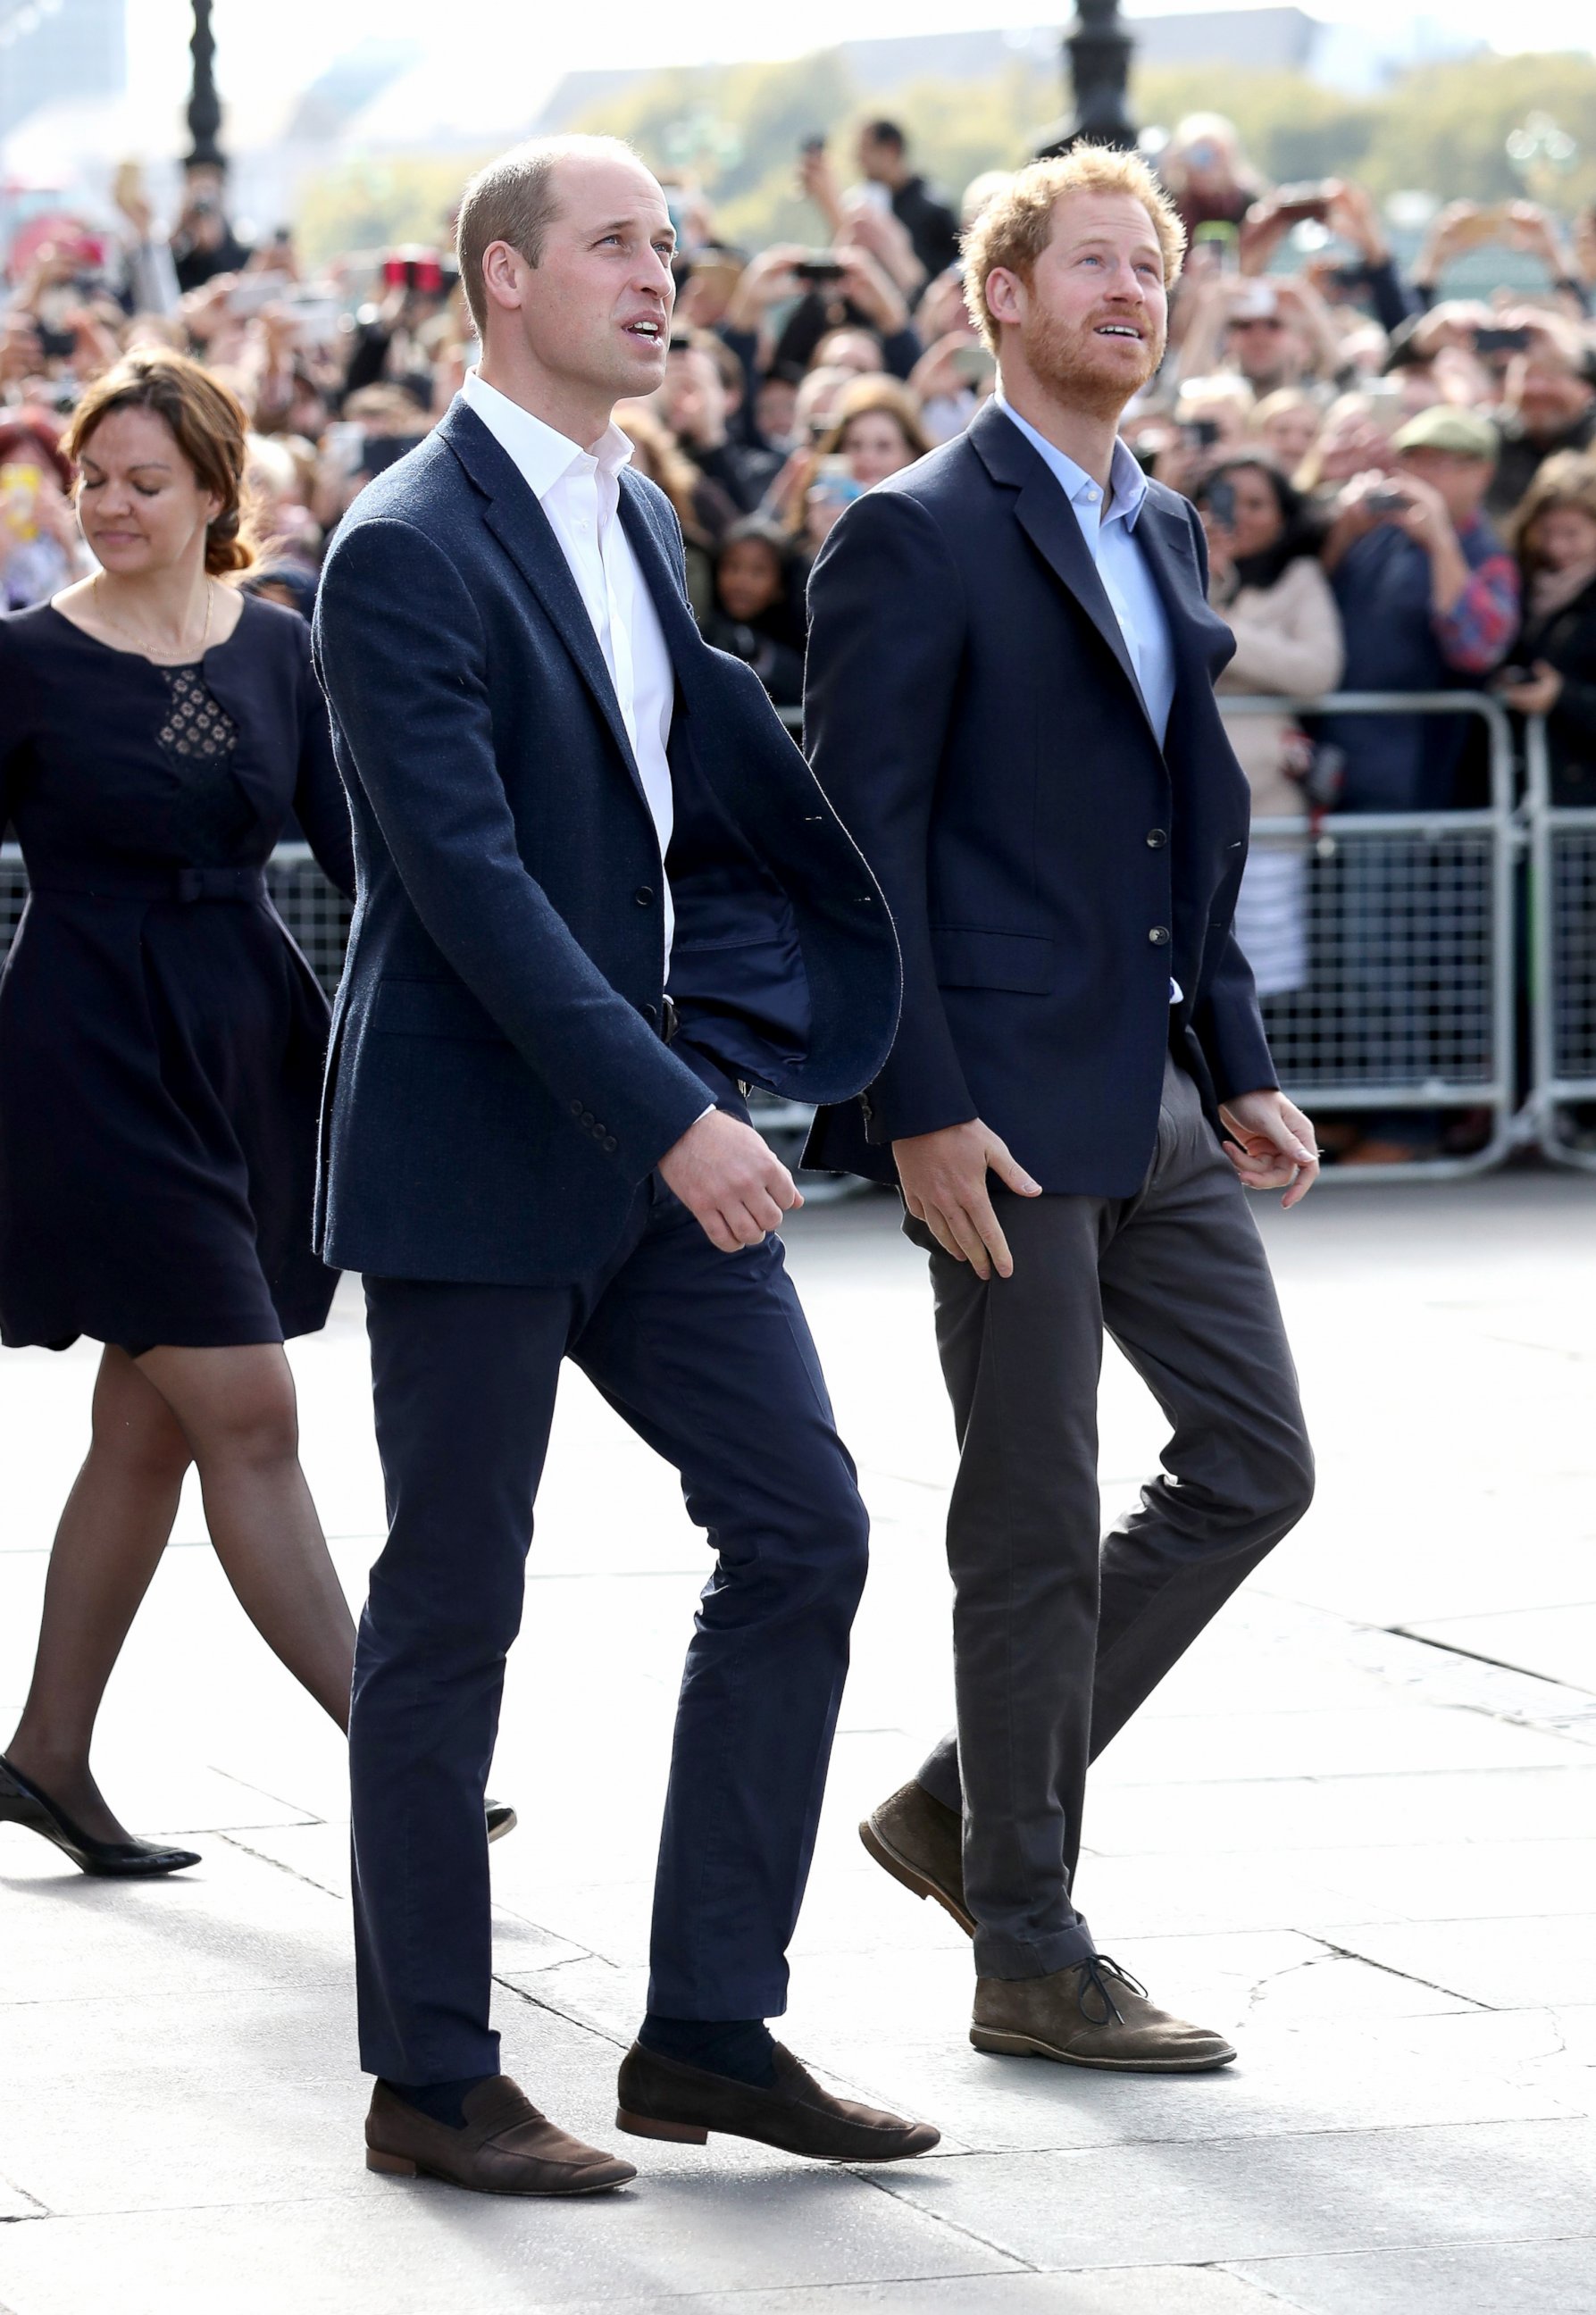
[312,397,898,1284]
[802,398,1275,1198]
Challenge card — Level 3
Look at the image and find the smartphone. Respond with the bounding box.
[285,297,342,344]
[225,272,280,317]
[1191,221,1241,274]
[1269,181,1335,228]
[951,344,997,387]
[1180,417,1223,450]
[793,256,846,284]
[1494,665,1534,689]
[1474,324,1533,356]
[1204,477,1238,529]
[322,422,365,479]
[800,134,826,155]
[1366,487,1408,514]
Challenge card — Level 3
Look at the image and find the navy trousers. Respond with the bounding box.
[349,1166,868,2085]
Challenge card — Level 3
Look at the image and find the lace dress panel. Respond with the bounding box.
[155,663,255,865]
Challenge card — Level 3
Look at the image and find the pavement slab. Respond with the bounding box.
[1,1172,1594,2313]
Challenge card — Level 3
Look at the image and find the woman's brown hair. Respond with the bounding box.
[1505,449,1596,563]
[63,347,258,576]
[815,374,933,466]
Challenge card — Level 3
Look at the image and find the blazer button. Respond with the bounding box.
[603,1135,617,1153]
[581,1108,595,1127]
[634,886,655,907]
[643,1002,659,1024]
[1146,828,1168,848]
[1149,925,1171,946]
[570,1099,583,1118]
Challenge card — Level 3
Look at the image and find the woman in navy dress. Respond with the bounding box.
[0,351,364,1875]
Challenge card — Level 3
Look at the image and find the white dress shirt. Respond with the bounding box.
[462,367,679,965]
[999,397,1182,1002]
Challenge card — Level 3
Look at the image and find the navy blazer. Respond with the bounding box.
[312,397,898,1285]
[802,399,1275,1198]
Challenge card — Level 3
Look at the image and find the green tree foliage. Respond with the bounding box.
[288,48,1596,269]
[294,150,495,270]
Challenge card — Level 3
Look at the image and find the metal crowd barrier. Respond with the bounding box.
[1230,689,1517,1183]
[0,690,1573,1191]
[1523,713,1596,1171]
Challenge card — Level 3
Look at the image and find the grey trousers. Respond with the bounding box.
[908,1055,1315,1982]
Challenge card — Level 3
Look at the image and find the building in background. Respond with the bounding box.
[0,0,125,141]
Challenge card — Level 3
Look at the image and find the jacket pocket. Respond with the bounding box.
[369,977,511,1042]
[929,925,1055,994]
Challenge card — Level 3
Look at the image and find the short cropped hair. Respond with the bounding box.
[455,133,641,338]
[962,146,1186,355]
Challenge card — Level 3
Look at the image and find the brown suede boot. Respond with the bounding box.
[859,1781,973,1935]
[972,1957,1236,2073]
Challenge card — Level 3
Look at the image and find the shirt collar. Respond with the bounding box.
[996,395,1148,531]
[463,368,634,501]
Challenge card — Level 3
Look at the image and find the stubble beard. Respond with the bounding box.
[1025,305,1164,424]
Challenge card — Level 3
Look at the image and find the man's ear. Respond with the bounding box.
[480,240,526,314]
[985,266,1025,330]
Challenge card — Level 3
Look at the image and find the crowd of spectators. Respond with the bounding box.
[4,115,1596,1160]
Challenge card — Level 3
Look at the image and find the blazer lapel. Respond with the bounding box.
[439,400,644,792]
[969,402,1153,739]
[1012,475,1152,736]
[616,474,704,696]
[1128,496,1207,694]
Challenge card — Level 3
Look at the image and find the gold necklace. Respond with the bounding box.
[92,571,214,662]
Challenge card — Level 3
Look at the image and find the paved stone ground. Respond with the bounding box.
[2,1170,1594,2315]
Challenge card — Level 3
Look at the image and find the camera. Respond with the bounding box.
[1366,486,1408,515]
[793,255,846,285]
[380,249,454,297]
[1473,325,1533,357]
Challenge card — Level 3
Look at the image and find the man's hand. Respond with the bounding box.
[659,1108,803,1253]
[1219,1090,1319,1208]
[835,245,910,337]
[893,1120,1042,1281]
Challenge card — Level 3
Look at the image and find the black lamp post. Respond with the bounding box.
[1037,0,1137,159]
[185,0,224,172]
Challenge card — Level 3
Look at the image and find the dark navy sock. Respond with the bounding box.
[380,2073,493,2128]
[638,2014,777,2086]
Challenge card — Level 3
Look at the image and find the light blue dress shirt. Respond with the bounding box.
[999,398,1182,1000]
[997,397,1175,748]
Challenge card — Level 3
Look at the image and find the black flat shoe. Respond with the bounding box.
[486,1799,517,1843]
[0,1755,201,1877]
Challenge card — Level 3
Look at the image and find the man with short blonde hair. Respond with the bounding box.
[961,147,1186,355]
[806,153,1316,2076]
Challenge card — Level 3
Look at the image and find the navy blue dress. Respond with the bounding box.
[0,595,355,1351]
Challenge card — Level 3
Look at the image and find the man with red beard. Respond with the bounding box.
[804,149,1318,2074]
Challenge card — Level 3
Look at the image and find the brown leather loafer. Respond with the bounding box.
[972,1956,1236,2073]
[365,2075,636,2194]
[616,2041,940,2162]
[859,1781,973,1935]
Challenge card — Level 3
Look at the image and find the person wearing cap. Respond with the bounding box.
[1317,401,1519,1162]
